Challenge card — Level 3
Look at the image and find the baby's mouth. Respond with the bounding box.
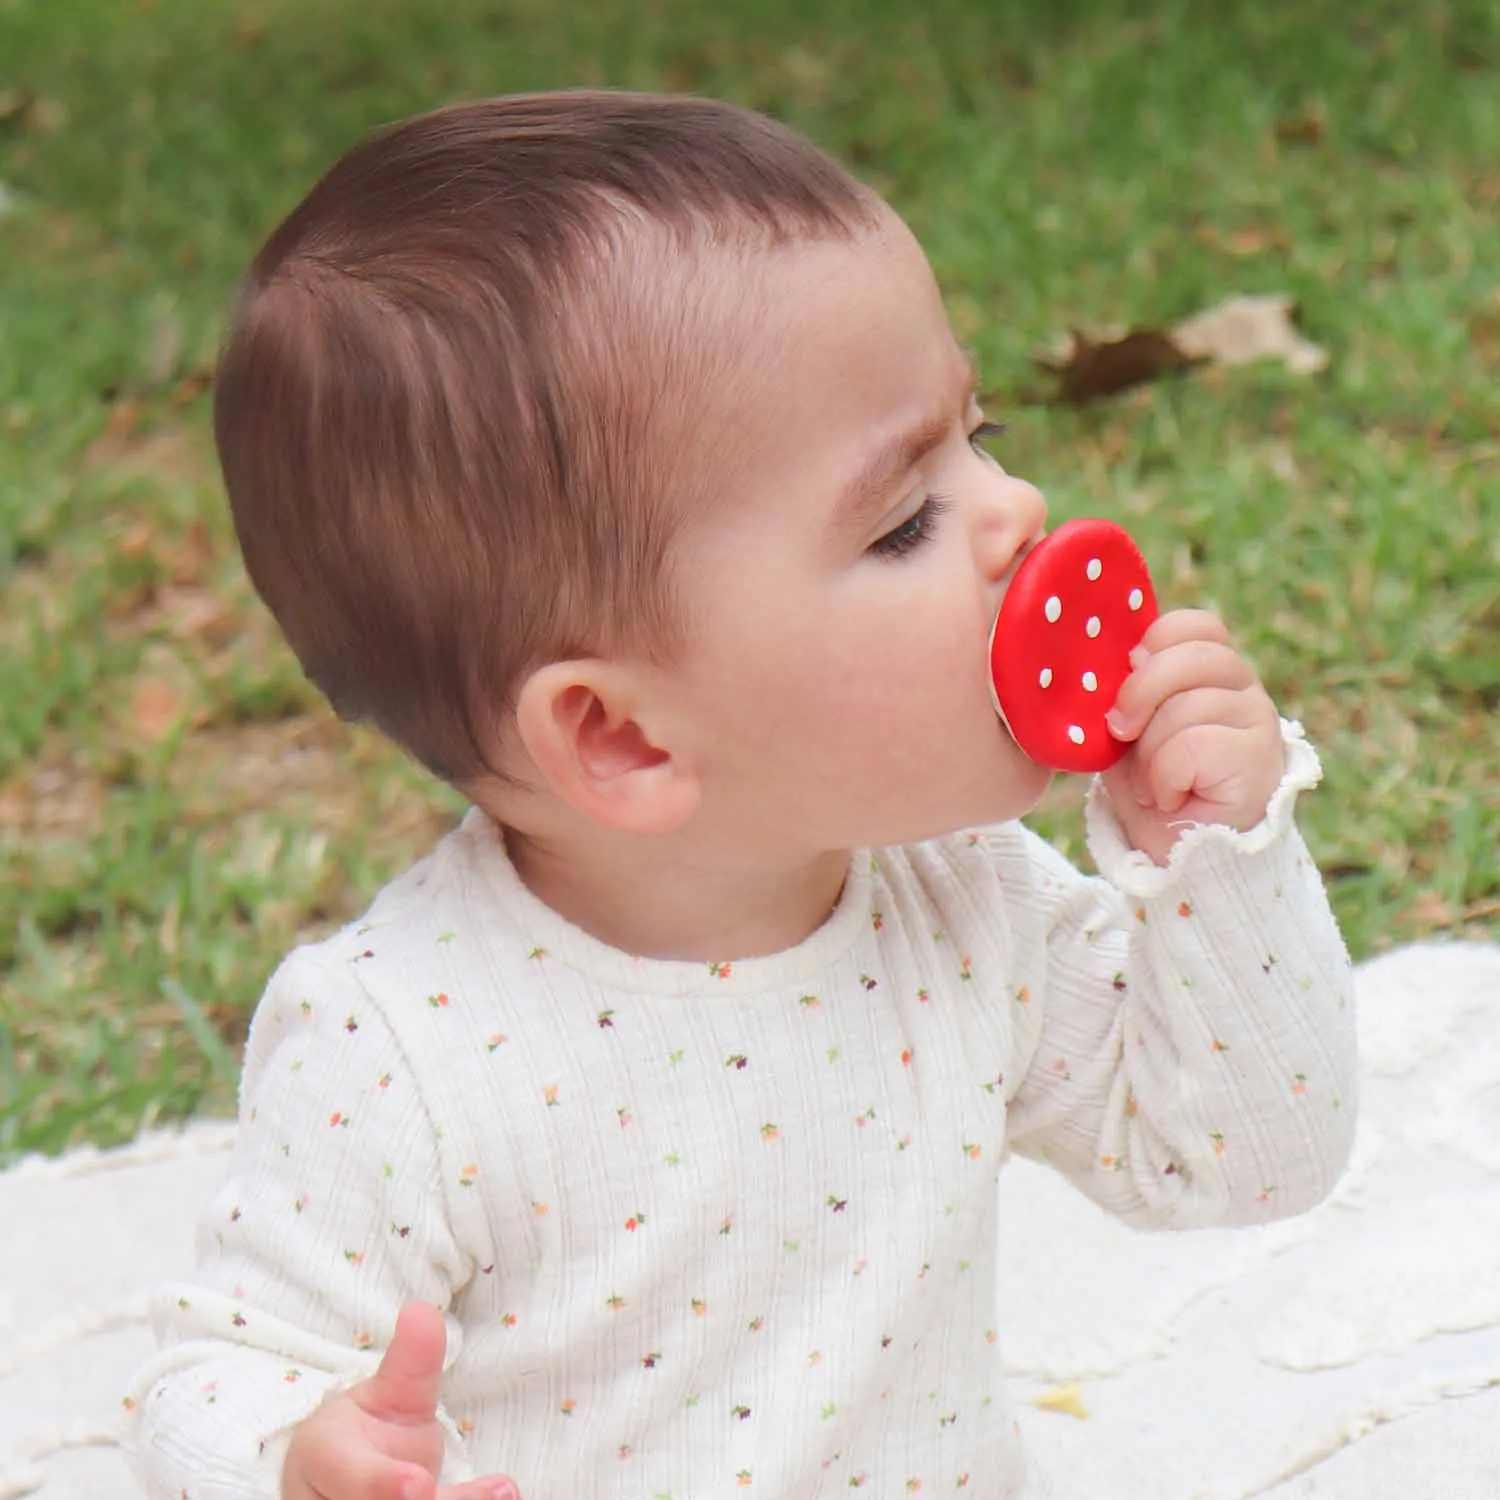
[986,532,1048,753]
[1008,531,1046,580]
[992,533,1045,614]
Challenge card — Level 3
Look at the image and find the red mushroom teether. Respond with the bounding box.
[989,517,1158,773]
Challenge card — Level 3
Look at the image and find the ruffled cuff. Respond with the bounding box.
[125,1340,357,1500]
[126,1312,477,1496]
[1084,718,1322,899]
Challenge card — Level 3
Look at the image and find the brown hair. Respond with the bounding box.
[214,91,879,781]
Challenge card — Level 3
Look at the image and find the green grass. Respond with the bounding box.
[2,0,1496,1162]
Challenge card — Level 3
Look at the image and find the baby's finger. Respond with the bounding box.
[1126,685,1272,775]
[291,1443,426,1500]
[357,1303,448,1425]
[437,1477,522,1500]
[1137,722,1245,815]
[1099,747,1156,810]
[353,1461,515,1500]
[1108,641,1256,740]
[1136,608,1233,655]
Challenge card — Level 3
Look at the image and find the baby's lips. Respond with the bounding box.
[988,518,1158,774]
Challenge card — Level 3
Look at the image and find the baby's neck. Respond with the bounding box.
[501,824,850,963]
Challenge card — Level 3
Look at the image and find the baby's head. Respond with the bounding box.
[216,91,880,783]
[220,91,1050,860]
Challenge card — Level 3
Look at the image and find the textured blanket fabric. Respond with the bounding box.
[3,941,1497,1500]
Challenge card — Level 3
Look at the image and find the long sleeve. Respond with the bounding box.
[1001,722,1358,1229]
[125,950,477,1499]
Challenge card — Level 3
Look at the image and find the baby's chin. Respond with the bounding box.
[924,761,1054,843]
[983,746,1056,825]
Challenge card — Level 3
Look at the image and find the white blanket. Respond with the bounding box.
[3,941,1497,1500]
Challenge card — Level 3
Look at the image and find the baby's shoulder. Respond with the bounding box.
[873,820,1086,935]
[250,807,537,1033]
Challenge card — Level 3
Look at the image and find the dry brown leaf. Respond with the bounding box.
[1172,295,1328,375]
[233,14,270,48]
[0,779,28,828]
[163,519,217,585]
[1408,890,1458,929]
[85,418,210,486]
[131,677,186,743]
[0,90,68,134]
[1194,223,1289,258]
[1029,1383,1091,1420]
[1036,293,1326,405]
[2,753,108,840]
[114,516,215,581]
[168,366,215,408]
[1468,295,1500,366]
[1275,104,1327,147]
[86,401,144,467]
[157,585,242,646]
[1036,328,1198,405]
[117,519,157,561]
[105,578,159,625]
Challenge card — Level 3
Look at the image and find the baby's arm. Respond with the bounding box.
[1000,720,1358,1229]
[125,951,492,1499]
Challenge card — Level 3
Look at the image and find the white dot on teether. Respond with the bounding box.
[1128,588,1144,611]
[1085,616,1101,638]
[1086,558,1102,581]
[1044,596,1062,623]
[1067,725,1086,745]
[1082,671,1098,692]
[1039,667,1054,688]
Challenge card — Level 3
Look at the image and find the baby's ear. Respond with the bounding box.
[514,660,700,836]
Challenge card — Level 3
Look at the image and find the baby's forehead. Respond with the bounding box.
[589,198,903,325]
[601,217,915,394]
[571,230,814,425]
[598,227,956,538]
[563,211,948,532]
[589,224,803,336]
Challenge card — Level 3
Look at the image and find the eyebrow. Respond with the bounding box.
[834,351,980,530]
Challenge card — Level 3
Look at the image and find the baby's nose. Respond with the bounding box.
[977,477,1048,583]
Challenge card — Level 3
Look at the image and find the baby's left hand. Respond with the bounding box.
[1100,609,1283,865]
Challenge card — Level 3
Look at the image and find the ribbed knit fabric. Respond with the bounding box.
[126,723,1356,1499]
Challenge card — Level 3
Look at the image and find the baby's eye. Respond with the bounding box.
[969,420,1007,454]
[869,496,952,560]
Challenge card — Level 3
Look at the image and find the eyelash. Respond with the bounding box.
[868,420,1006,560]
[869,494,954,559]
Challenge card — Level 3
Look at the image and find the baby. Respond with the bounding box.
[126,92,1358,1500]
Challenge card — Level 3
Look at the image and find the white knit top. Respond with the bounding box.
[126,725,1357,1499]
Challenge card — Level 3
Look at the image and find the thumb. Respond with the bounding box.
[357,1302,448,1424]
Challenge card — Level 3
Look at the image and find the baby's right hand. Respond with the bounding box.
[282,1302,519,1500]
